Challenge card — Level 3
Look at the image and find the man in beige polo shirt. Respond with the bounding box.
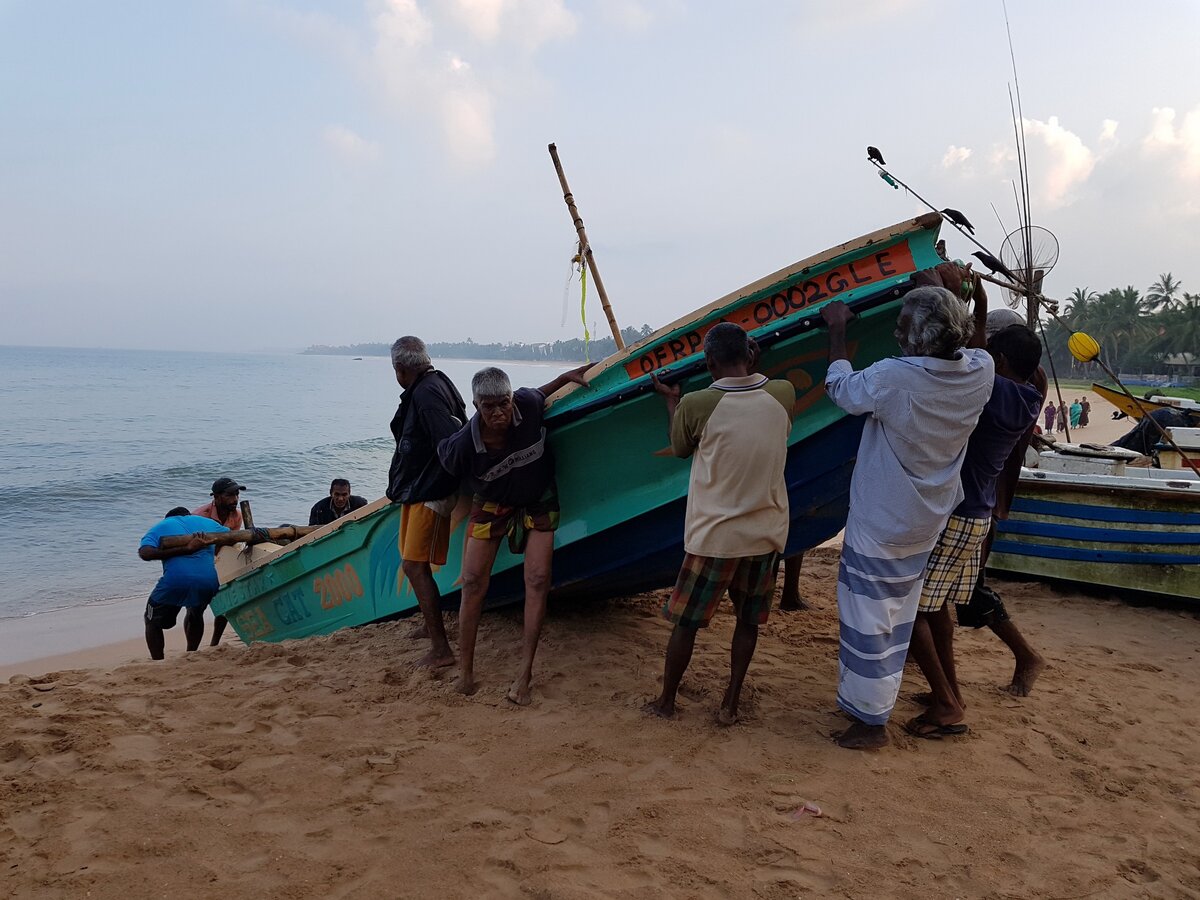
[645,323,795,725]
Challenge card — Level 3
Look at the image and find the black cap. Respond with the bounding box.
[211,477,247,496]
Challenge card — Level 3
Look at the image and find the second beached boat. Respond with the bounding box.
[212,213,948,644]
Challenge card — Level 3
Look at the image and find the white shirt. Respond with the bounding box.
[826,349,994,549]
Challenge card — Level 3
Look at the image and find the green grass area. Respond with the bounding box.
[1057,380,1200,402]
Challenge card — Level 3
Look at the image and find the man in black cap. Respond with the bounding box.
[193,477,245,530]
[309,478,368,526]
[192,477,245,646]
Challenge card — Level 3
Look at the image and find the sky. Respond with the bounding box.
[2,0,1199,351]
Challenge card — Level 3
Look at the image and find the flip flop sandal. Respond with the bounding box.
[904,715,969,739]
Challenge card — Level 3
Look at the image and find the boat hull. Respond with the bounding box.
[988,472,1200,601]
[1091,383,1200,420]
[213,214,945,644]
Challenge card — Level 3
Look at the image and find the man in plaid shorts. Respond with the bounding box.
[646,323,795,724]
[437,364,589,705]
[905,323,1043,738]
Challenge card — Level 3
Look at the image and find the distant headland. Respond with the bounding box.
[304,326,654,363]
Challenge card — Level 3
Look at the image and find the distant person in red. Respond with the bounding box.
[192,477,245,645]
[1079,397,1091,428]
[193,477,245,529]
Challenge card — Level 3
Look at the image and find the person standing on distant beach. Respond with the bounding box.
[1057,401,1068,433]
[644,323,795,724]
[822,284,993,750]
[437,363,589,704]
[387,336,469,670]
[138,506,228,659]
[906,323,1043,738]
[1070,398,1082,429]
[193,477,245,530]
[1079,397,1090,428]
[1043,402,1056,432]
[309,478,368,526]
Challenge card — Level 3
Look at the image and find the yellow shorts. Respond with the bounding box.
[399,502,451,566]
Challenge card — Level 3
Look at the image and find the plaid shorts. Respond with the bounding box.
[918,515,991,613]
[662,551,780,628]
[469,483,559,554]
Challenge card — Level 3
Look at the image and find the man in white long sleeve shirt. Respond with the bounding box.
[821,286,993,750]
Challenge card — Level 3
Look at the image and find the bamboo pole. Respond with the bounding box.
[160,525,316,550]
[548,143,625,350]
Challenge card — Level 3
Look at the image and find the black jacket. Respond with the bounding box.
[386,368,468,504]
[309,495,368,526]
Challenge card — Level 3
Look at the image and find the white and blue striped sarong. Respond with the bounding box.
[836,536,934,726]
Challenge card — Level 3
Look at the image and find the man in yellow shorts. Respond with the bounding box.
[387,336,468,669]
[437,363,588,705]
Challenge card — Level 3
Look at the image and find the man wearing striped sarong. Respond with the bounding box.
[821,281,994,750]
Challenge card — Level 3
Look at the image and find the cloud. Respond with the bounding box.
[374,0,433,49]
[1142,105,1200,181]
[323,125,382,163]
[439,85,495,163]
[942,145,972,169]
[599,0,683,34]
[797,0,924,32]
[1020,116,1096,210]
[442,0,577,49]
[1099,119,1118,145]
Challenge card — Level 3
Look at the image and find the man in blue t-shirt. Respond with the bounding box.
[905,324,1044,738]
[437,363,587,705]
[138,507,228,659]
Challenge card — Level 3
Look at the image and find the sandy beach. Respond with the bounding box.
[4,388,1198,898]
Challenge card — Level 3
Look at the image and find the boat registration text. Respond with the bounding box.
[623,241,916,378]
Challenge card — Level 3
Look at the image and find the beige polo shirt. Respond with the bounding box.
[671,374,795,558]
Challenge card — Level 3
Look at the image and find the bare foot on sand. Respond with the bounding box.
[506,679,532,706]
[455,674,478,696]
[1006,653,1046,697]
[415,649,455,669]
[779,594,809,612]
[835,722,888,750]
[716,706,738,727]
[408,621,430,640]
[642,699,675,720]
[911,691,966,712]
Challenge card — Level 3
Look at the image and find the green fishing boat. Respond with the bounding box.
[213,213,949,644]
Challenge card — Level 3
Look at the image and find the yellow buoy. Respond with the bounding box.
[1068,331,1101,363]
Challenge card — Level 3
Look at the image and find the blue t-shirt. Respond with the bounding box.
[955,376,1042,519]
[140,515,227,592]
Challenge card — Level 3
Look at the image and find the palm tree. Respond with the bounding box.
[1066,287,1098,318]
[1089,286,1155,372]
[1146,272,1183,312]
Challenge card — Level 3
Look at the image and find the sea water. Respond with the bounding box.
[0,346,573,619]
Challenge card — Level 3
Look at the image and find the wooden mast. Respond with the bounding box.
[548,143,625,350]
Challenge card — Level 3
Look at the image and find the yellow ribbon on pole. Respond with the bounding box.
[579,250,590,362]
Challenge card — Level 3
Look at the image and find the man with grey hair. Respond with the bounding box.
[437,362,589,704]
[387,335,468,669]
[821,280,993,750]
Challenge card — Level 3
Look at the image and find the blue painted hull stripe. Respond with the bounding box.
[998,519,1200,545]
[1009,497,1200,526]
[991,540,1199,566]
